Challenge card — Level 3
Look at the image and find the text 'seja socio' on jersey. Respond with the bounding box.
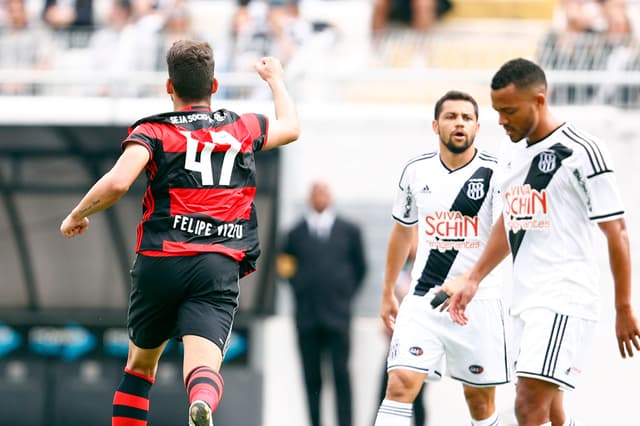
[500,123,624,320]
[123,106,268,277]
[392,149,502,300]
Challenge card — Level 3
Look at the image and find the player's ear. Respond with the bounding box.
[432,119,439,134]
[166,79,174,95]
[211,78,219,95]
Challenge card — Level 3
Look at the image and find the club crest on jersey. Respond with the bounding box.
[538,151,557,173]
[466,178,485,200]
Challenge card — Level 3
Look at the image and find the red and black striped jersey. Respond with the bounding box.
[123,105,269,276]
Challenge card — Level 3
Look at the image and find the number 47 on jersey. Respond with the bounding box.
[180,130,242,186]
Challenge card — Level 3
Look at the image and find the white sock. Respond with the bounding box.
[471,411,500,426]
[374,399,412,426]
[564,417,584,426]
[471,411,501,425]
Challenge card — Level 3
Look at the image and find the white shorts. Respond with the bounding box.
[387,295,511,387]
[511,308,597,390]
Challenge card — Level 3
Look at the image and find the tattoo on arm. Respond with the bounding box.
[78,199,101,216]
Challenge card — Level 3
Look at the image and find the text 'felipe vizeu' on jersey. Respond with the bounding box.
[391,149,502,300]
[123,106,269,277]
[500,122,625,320]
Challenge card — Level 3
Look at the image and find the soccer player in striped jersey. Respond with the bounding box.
[448,58,640,426]
[60,40,300,426]
[375,90,510,426]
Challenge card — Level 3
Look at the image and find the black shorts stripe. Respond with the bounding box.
[542,314,568,377]
[516,371,575,389]
[449,376,511,387]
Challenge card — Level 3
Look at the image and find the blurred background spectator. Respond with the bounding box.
[0,0,54,94]
[371,0,452,36]
[42,0,94,48]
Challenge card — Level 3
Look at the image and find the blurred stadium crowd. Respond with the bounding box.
[0,0,639,106]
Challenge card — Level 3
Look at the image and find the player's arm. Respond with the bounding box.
[380,223,415,333]
[598,218,640,358]
[254,57,300,150]
[448,215,511,324]
[60,143,149,238]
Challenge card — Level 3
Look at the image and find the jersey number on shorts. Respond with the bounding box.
[180,130,241,186]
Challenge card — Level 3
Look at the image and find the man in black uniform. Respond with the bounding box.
[60,40,300,426]
[278,181,367,426]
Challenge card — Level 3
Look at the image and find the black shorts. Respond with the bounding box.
[128,253,239,352]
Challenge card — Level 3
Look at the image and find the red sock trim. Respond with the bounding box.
[113,391,150,411]
[186,367,224,412]
[112,417,148,426]
[124,368,155,384]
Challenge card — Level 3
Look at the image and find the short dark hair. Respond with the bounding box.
[166,40,215,102]
[434,90,479,120]
[491,58,547,91]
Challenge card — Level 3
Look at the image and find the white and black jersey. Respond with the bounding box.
[500,122,625,320]
[392,149,502,300]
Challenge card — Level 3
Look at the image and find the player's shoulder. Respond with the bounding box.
[402,151,438,170]
[476,149,499,165]
[556,122,607,150]
[398,151,438,181]
[555,123,613,171]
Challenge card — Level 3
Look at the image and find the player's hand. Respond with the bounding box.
[615,305,640,358]
[380,292,400,335]
[431,271,470,312]
[60,214,89,238]
[447,275,480,325]
[254,57,285,83]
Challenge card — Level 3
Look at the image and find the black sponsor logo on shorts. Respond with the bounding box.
[409,346,423,356]
[468,364,484,374]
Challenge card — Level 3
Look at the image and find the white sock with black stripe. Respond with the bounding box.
[374,399,412,426]
[471,411,501,425]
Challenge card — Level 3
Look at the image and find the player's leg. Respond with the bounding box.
[182,335,224,426]
[112,340,167,426]
[117,254,184,426]
[412,383,427,426]
[515,377,558,425]
[375,295,440,426]
[462,385,501,425]
[549,390,566,425]
[444,298,510,425]
[327,327,352,426]
[176,253,241,426]
[375,368,428,426]
[511,308,596,426]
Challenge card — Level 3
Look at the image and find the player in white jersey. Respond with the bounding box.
[448,58,640,426]
[375,91,510,426]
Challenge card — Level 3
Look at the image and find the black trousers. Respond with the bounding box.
[296,325,352,426]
